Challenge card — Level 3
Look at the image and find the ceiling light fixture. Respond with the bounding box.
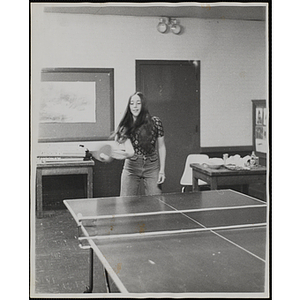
[157,17,169,33]
[157,17,182,35]
[170,18,182,35]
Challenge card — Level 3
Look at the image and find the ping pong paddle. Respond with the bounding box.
[91,144,113,162]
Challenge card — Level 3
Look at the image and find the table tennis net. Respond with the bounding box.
[77,204,267,241]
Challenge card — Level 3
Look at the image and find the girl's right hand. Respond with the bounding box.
[111,149,127,160]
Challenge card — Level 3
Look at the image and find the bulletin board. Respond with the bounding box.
[252,99,267,157]
[38,68,114,142]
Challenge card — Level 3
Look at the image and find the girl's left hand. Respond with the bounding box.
[157,172,166,184]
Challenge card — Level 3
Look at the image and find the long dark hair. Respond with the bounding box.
[114,92,154,150]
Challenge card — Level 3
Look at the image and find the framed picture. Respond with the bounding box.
[38,68,114,142]
[252,99,267,158]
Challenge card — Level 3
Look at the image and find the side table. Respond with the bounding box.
[36,159,94,218]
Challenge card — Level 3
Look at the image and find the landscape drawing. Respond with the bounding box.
[40,81,96,123]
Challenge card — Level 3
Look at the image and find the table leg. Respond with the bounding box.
[87,168,93,198]
[103,267,111,293]
[210,179,218,190]
[36,170,43,218]
[192,174,198,192]
[84,247,94,293]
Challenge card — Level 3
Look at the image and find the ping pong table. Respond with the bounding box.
[64,189,268,295]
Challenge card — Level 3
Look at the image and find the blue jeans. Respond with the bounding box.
[120,152,162,196]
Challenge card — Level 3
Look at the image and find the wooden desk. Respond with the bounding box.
[190,163,267,193]
[36,159,94,218]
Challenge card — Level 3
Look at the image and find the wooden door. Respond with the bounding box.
[136,60,200,193]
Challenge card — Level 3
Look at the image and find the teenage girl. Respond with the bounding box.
[111,92,166,196]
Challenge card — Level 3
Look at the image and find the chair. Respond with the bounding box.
[180,154,209,192]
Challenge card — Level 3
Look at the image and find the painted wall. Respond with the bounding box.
[31,5,267,155]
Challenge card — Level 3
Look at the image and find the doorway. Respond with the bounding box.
[136,60,200,193]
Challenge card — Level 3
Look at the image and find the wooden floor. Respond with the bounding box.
[33,209,109,294]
